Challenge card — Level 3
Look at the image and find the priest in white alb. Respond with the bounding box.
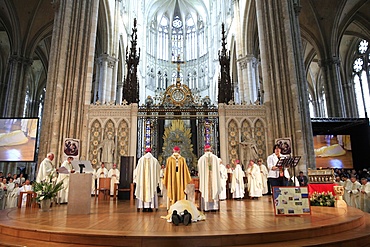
[359,177,370,213]
[345,175,361,208]
[96,162,108,190]
[246,160,263,199]
[108,164,120,196]
[133,147,160,212]
[197,144,222,211]
[257,158,269,195]
[56,156,75,203]
[36,152,56,183]
[231,160,245,200]
[219,158,228,200]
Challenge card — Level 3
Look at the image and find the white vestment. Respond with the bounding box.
[56,160,74,203]
[6,185,18,208]
[108,168,120,196]
[231,164,245,199]
[342,179,351,204]
[159,168,165,195]
[258,164,269,194]
[219,163,228,200]
[134,152,160,209]
[36,158,56,183]
[96,167,108,189]
[197,151,222,211]
[246,164,263,198]
[18,184,33,207]
[359,182,370,213]
[346,180,361,208]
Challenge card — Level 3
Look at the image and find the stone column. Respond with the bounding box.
[319,57,345,117]
[39,0,99,165]
[129,103,138,164]
[3,55,33,117]
[98,54,118,104]
[116,81,124,105]
[255,0,315,171]
[238,55,259,104]
[218,103,228,163]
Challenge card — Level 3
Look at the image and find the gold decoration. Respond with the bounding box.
[92,150,98,155]
[93,131,99,137]
[93,140,98,146]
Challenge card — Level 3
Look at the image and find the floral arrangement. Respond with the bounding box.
[310,191,335,207]
[33,173,64,202]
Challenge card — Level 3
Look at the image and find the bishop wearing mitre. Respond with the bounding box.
[197,144,222,211]
[163,146,192,207]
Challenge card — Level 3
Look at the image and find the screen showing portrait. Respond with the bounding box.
[313,135,353,169]
[0,118,39,162]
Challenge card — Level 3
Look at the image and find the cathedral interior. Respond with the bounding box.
[0,0,370,179]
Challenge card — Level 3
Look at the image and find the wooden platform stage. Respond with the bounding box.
[0,196,369,247]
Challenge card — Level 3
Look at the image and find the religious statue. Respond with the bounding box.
[239,138,259,165]
[98,133,116,167]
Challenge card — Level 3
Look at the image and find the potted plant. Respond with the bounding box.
[33,172,64,211]
[309,191,335,207]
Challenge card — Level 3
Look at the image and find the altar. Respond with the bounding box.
[308,183,336,195]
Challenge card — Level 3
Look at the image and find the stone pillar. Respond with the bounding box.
[218,103,228,163]
[39,0,99,165]
[116,81,124,105]
[255,0,315,171]
[319,57,345,117]
[238,55,259,104]
[129,103,138,163]
[98,54,118,104]
[3,55,33,117]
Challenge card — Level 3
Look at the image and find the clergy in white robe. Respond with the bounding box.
[108,164,120,196]
[36,152,56,183]
[134,148,160,211]
[56,157,75,203]
[219,158,228,200]
[96,163,109,190]
[6,182,19,208]
[246,160,263,199]
[0,179,7,209]
[342,176,351,204]
[359,178,370,213]
[15,174,25,185]
[197,145,222,211]
[231,160,245,199]
[89,168,97,195]
[257,159,269,195]
[18,179,33,207]
[345,176,361,208]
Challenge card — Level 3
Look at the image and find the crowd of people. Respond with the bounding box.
[1,144,369,218]
[0,171,31,209]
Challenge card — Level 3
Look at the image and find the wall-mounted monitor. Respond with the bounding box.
[0,118,39,162]
[314,135,353,169]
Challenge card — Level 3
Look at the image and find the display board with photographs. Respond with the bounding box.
[273,186,311,216]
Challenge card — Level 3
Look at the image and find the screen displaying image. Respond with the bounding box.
[313,135,353,169]
[0,118,39,162]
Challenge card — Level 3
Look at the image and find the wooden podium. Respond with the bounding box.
[67,173,92,215]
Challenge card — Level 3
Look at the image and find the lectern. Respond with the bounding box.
[67,173,92,215]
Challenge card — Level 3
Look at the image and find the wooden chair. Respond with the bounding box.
[95,178,111,200]
[18,191,37,208]
[114,183,134,203]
